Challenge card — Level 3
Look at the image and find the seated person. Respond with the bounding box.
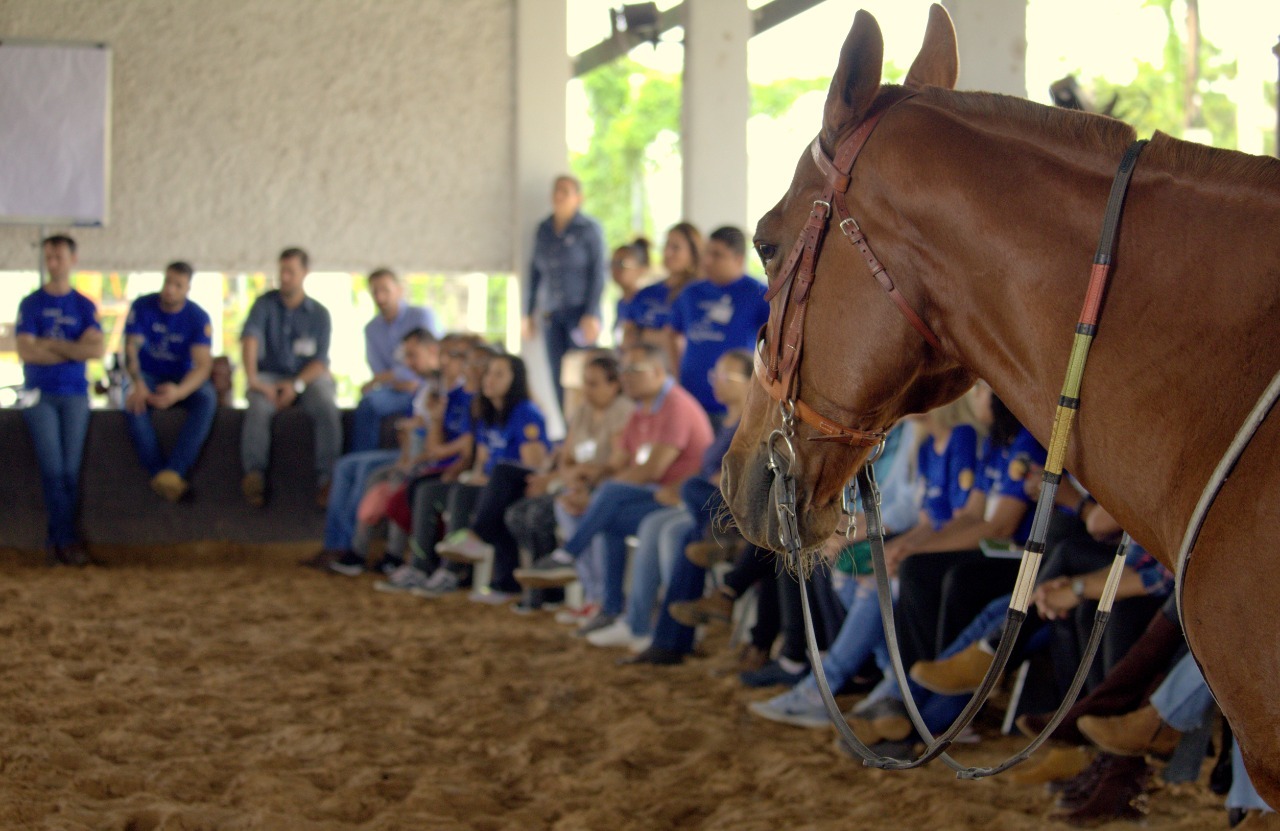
[315,328,440,573]
[585,349,752,652]
[610,241,650,347]
[514,342,714,635]
[239,247,342,506]
[351,268,438,453]
[122,261,216,501]
[622,222,701,370]
[419,352,550,601]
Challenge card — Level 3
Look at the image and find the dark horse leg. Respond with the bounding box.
[1181,412,1280,809]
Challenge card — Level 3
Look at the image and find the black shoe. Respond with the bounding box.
[374,555,404,576]
[740,660,807,688]
[328,551,365,576]
[619,646,684,666]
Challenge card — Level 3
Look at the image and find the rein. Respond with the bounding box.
[761,102,1153,776]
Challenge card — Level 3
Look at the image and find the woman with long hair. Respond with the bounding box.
[621,222,701,371]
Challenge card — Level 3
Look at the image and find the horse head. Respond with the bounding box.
[722,5,976,553]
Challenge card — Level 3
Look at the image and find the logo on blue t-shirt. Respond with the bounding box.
[125,294,213,382]
[671,276,769,414]
[17,288,101,396]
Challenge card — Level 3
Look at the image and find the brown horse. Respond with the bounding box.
[721,4,1280,803]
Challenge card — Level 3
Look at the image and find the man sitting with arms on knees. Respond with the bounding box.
[16,234,104,566]
[514,342,713,636]
[239,247,341,507]
[122,261,216,502]
[351,268,438,453]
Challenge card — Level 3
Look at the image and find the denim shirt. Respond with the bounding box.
[526,211,607,318]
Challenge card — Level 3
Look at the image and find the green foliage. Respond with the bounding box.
[1089,0,1238,147]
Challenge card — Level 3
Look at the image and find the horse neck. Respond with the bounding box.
[883,105,1280,564]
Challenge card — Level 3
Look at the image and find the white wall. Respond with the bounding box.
[0,0,515,274]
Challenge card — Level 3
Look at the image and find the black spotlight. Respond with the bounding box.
[611,3,661,47]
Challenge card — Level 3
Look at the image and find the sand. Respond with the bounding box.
[0,557,1227,831]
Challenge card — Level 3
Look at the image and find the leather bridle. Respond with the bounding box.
[756,91,941,446]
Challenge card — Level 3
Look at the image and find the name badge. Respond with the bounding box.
[573,439,598,464]
[293,337,317,357]
[635,443,653,465]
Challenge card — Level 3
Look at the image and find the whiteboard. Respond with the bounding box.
[0,40,111,226]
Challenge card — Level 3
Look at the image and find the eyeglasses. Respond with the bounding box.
[708,369,749,384]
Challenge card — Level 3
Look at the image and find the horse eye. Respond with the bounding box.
[755,243,778,265]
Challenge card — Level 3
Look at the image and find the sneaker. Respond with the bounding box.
[669,591,734,627]
[373,555,404,576]
[740,660,808,689]
[468,589,518,605]
[586,619,647,650]
[514,549,578,588]
[619,645,684,666]
[749,684,831,729]
[409,567,461,599]
[150,469,188,502]
[436,530,495,564]
[554,602,599,625]
[241,471,266,507]
[327,551,366,577]
[909,642,996,695]
[575,612,618,637]
[373,563,432,594]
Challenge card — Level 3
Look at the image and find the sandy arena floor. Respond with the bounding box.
[0,558,1228,831]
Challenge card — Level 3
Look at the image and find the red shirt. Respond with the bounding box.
[619,380,715,487]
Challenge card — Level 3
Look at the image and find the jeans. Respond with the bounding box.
[1151,651,1215,734]
[322,450,400,550]
[553,501,607,605]
[22,392,90,547]
[470,463,532,593]
[241,372,342,480]
[563,480,664,616]
[351,386,414,453]
[542,305,586,408]
[624,505,693,637]
[123,376,217,477]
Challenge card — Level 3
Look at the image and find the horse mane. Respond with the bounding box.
[901,86,1280,190]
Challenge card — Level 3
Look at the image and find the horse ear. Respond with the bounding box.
[904,4,959,90]
[821,10,884,147]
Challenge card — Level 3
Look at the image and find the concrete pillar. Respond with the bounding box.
[681,0,751,235]
[946,0,1027,97]
[514,0,570,437]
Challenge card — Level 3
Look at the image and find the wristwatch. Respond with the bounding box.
[1070,577,1086,598]
[293,378,306,395]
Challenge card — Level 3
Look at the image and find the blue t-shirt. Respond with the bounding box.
[670,276,769,414]
[125,294,213,383]
[476,399,549,475]
[433,385,474,468]
[16,287,101,396]
[918,424,979,530]
[624,283,678,332]
[978,428,1047,545]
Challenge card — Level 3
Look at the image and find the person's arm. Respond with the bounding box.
[1034,567,1149,620]
[519,440,548,470]
[581,220,607,328]
[151,345,213,409]
[123,334,151,414]
[523,227,543,339]
[241,335,273,397]
[612,443,681,486]
[16,334,65,365]
[363,322,396,392]
[56,328,104,361]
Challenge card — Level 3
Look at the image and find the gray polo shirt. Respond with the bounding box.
[241,290,331,377]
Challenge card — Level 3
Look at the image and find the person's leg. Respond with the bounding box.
[322,452,397,552]
[723,543,774,598]
[297,374,342,482]
[560,481,660,556]
[410,478,453,572]
[57,394,90,547]
[240,381,276,476]
[470,465,529,593]
[650,540,708,656]
[625,506,688,637]
[165,380,217,476]
[1150,651,1217,734]
[1227,742,1274,814]
[351,386,415,453]
[798,577,887,693]
[680,477,722,539]
[123,378,165,477]
[542,309,575,407]
[896,550,984,667]
[1098,594,1166,676]
[22,397,69,549]
[656,510,696,589]
[935,556,1021,655]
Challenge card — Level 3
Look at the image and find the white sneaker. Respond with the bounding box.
[436,530,494,564]
[586,619,644,649]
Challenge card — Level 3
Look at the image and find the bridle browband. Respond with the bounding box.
[756,91,941,447]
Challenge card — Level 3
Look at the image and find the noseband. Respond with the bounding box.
[756,91,942,447]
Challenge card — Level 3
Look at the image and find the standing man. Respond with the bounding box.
[240,247,341,507]
[16,234,104,565]
[122,261,217,502]
[522,174,607,407]
[666,226,769,429]
[350,268,437,452]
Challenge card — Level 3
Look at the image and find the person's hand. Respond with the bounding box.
[524,472,555,497]
[274,382,298,410]
[360,379,379,395]
[425,390,446,421]
[125,382,150,415]
[394,417,416,434]
[466,471,489,487]
[522,316,537,341]
[654,483,681,506]
[147,383,181,410]
[557,481,591,515]
[578,315,601,345]
[883,537,912,576]
[1033,577,1080,620]
[250,380,278,407]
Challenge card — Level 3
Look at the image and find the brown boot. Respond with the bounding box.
[1056,754,1149,826]
[242,471,266,507]
[1005,746,1094,786]
[669,590,734,627]
[150,469,189,502]
[684,537,742,569]
[909,642,995,695]
[736,644,769,673]
[1078,705,1182,758]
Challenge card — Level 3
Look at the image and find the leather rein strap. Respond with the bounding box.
[756,92,941,447]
